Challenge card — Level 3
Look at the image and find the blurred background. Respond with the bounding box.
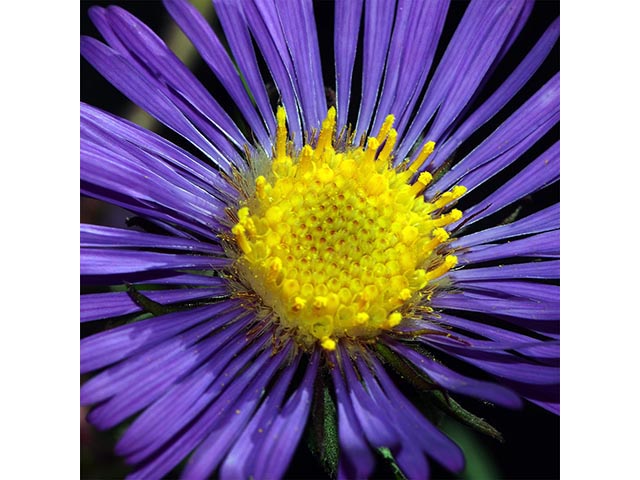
[81,1,559,478]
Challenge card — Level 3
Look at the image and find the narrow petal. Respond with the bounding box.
[449,260,560,281]
[329,353,376,480]
[179,345,293,480]
[219,355,302,479]
[431,290,559,320]
[250,350,320,480]
[80,35,238,174]
[80,301,241,373]
[334,0,364,130]
[212,0,277,136]
[163,0,272,150]
[387,341,522,408]
[453,281,559,304]
[240,0,303,146]
[85,319,245,429]
[81,103,238,204]
[460,143,559,226]
[275,0,325,128]
[428,73,559,196]
[96,6,251,157]
[355,0,397,140]
[452,204,559,248]
[129,345,289,479]
[427,16,559,171]
[458,229,559,265]
[81,286,228,322]
[81,248,228,276]
[371,0,449,136]
[397,0,527,158]
[116,333,267,460]
[370,356,465,472]
[80,224,219,254]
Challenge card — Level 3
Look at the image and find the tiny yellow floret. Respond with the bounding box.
[232,108,464,350]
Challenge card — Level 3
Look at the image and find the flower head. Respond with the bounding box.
[81,0,559,478]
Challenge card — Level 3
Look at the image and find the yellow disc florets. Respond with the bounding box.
[232,107,465,350]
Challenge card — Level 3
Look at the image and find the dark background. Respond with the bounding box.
[81,1,559,478]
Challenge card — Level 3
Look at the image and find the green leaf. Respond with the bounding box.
[430,391,504,442]
[377,447,408,480]
[308,373,339,477]
[440,417,501,480]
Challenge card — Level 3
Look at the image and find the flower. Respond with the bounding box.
[80,0,559,478]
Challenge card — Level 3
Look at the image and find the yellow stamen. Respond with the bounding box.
[425,255,458,281]
[378,128,397,166]
[376,114,395,144]
[232,108,465,351]
[408,140,436,174]
[408,171,433,197]
[276,106,287,159]
[315,107,336,154]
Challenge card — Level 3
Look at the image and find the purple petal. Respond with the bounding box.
[459,142,559,227]
[85,318,247,429]
[219,355,302,479]
[81,286,228,322]
[128,344,289,479]
[387,340,521,408]
[81,248,229,276]
[80,300,241,373]
[454,280,559,304]
[179,344,294,480]
[428,16,559,172]
[81,124,229,240]
[449,260,560,281]
[275,0,325,128]
[329,352,376,480]
[354,0,397,140]
[371,0,449,137]
[162,0,272,150]
[212,0,277,136]
[250,350,320,480]
[370,356,465,472]
[240,0,303,147]
[397,0,527,158]
[428,73,559,197]
[340,348,399,449]
[116,333,267,460]
[428,344,559,385]
[334,0,364,131]
[458,229,559,265]
[96,6,250,159]
[425,0,528,142]
[80,224,219,254]
[452,204,559,248]
[81,103,239,204]
[431,290,558,320]
[80,35,239,174]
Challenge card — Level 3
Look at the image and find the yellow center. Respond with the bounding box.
[232,107,465,350]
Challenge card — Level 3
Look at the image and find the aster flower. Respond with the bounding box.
[80,0,559,478]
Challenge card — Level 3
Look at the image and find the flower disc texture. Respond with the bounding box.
[80,1,559,478]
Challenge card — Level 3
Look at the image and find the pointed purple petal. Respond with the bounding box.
[458,229,559,265]
[334,0,364,131]
[81,286,228,322]
[452,204,559,248]
[388,340,521,408]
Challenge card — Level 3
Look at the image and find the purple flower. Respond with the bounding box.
[81,1,559,478]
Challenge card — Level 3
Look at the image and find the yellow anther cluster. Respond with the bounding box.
[233,107,465,350]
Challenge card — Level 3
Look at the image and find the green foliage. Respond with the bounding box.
[308,373,339,477]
